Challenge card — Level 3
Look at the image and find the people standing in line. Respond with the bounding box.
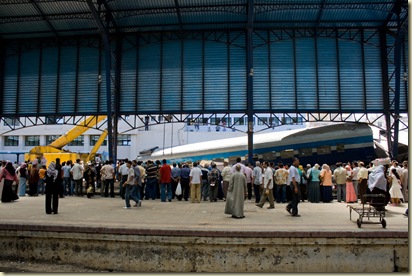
[70,159,84,196]
[145,160,158,200]
[118,159,129,200]
[286,157,301,217]
[189,162,202,203]
[298,165,307,202]
[351,161,360,200]
[307,164,321,203]
[137,161,146,201]
[252,161,262,204]
[208,163,220,202]
[319,164,333,203]
[171,162,181,200]
[401,161,408,202]
[274,162,288,204]
[159,159,172,202]
[333,162,347,203]
[45,161,59,214]
[179,163,191,201]
[37,165,47,195]
[62,161,72,196]
[0,162,19,203]
[83,162,96,198]
[221,161,232,201]
[17,162,28,197]
[225,164,247,219]
[122,161,140,209]
[357,162,369,204]
[200,163,210,201]
[255,161,275,209]
[389,168,403,206]
[100,160,115,197]
[345,165,357,203]
[155,160,161,199]
[28,163,39,196]
[244,163,253,200]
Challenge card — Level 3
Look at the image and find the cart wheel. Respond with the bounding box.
[357,219,362,228]
[381,219,386,228]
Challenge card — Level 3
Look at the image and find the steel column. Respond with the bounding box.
[246,0,254,164]
[86,0,115,163]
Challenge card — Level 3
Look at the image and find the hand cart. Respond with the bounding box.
[347,194,387,228]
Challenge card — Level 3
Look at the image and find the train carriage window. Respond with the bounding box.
[299,148,313,157]
[317,145,331,155]
[280,149,295,159]
[336,144,345,153]
[262,151,276,160]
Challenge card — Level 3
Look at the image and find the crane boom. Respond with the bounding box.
[48,116,106,149]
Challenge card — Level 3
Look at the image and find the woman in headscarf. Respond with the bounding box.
[298,165,307,202]
[0,162,19,202]
[319,164,333,202]
[307,164,321,203]
[45,161,59,214]
[345,165,357,203]
[17,162,28,197]
[389,168,403,206]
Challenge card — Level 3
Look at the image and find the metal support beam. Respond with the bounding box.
[246,0,254,165]
[391,20,406,159]
[0,39,5,117]
[86,0,116,164]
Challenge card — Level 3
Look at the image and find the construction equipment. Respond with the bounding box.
[25,116,107,166]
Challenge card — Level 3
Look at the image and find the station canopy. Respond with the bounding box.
[0,0,407,40]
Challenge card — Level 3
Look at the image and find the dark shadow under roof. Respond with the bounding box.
[0,0,408,39]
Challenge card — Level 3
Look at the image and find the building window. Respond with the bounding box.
[46,135,60,145]
[117,134,131,146]
[258,117,268,125]
[4,136,19,146]
[280,149,295,159]
[90,135,107,146]
[3,118,20,127]
[234,117,245,125]
[25,136,40,146]
[45,116,63,124]
[68,136,84,146]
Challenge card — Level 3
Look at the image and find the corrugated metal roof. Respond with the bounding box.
[0,0,407,39]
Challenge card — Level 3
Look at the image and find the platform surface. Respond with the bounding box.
[0,194,408,238]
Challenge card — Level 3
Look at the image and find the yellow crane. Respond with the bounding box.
[25,116,107,166]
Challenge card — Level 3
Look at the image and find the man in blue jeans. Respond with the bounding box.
[131,160,142,207]
[159,159,172,202]
[122,161,139,209]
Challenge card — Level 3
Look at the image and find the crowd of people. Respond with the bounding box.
[0,156,408,218]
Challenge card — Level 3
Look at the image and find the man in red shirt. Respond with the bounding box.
[159,159,172,202]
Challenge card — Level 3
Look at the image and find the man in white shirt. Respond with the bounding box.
[252,161,262,203]
[286,157,301,217]
[118,159,129,199]
[70,159,84,196]
[255,161,275,209]
[189,162,203,203]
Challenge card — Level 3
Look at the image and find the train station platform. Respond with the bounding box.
[0,194,409,272]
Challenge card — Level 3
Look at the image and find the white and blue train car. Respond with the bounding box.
[139,123,376,165]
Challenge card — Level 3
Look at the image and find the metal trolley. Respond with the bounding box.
[347,194,387,228]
